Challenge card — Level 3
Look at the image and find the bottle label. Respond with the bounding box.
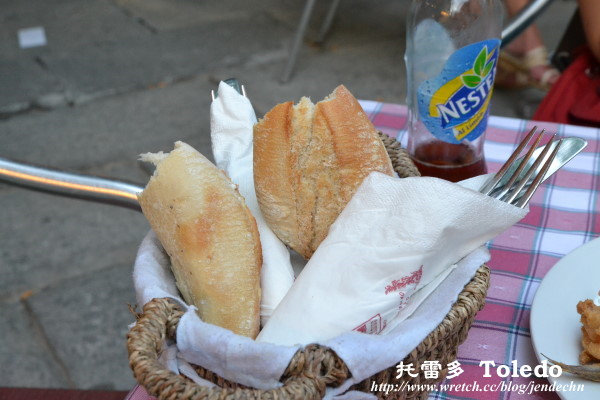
[417,39,500,144]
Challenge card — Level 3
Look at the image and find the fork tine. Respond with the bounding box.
[492,130,546,201]
[514,138,563,208]
[502,134,558,204]
[480,126,540,195]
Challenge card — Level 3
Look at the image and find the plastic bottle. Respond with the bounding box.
[405,0,504,182]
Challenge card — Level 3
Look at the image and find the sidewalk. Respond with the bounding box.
[0,0,577,392]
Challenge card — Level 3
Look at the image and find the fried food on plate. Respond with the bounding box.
[546,294,600,382]
[578,299,600,364]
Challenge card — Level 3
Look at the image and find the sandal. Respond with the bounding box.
[495,46,560,91]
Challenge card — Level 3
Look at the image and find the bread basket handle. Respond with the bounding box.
[127,298,350,400]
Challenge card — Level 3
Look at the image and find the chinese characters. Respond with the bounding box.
[395,360,464,380]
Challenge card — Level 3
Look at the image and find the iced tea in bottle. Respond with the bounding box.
[405,0,503,182]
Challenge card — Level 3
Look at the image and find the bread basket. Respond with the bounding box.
[127,133,491,400]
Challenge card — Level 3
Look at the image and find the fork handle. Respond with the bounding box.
[513,139,563,208]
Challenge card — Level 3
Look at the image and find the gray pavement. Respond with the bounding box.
[0,0,578,392]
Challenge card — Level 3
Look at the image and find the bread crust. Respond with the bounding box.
[254,85,394,258]
[252,101,306,256]
[138,141,262,338]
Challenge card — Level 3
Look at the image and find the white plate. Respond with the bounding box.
[531,237,600,399]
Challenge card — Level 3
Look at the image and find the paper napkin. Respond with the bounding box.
[132,172,527,398]
[210,82,296,324]
[132,83,529,397]
[257,173,527,345]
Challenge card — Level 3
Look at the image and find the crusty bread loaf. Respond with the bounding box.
[138,141,261,338]
[254,85,394,259]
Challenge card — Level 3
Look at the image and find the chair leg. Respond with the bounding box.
[501,0,555,47]
[317,0,341,44]
[281,0,318,83]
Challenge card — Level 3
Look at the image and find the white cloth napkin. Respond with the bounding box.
[256,173,527,346]
[210,82,295,324]
[132,172,527,398]
[132,231,300,390]
[130,230,483,397]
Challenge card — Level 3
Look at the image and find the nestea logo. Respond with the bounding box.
[436,46,497,129]
[417,39,501,144]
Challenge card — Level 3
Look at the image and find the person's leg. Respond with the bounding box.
[499,0,560,88]
[504,0,545,56]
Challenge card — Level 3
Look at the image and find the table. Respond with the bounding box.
[0,388,129,400]
[362,100,600,400]
[125,102,600,400]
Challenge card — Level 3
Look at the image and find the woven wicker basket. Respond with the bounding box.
[127,133,491,400]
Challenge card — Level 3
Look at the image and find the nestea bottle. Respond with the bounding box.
[405,0,503,182]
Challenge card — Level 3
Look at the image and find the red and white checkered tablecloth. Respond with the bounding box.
[360,100,600,400]
[125,102,600,400]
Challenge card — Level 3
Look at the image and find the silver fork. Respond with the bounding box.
[480,126,564,208]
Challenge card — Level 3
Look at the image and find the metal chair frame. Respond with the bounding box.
[0,1,560,204]
[281,0,556,82]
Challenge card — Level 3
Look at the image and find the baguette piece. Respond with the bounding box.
[254,85,394,259]
[252,100,305,256]
[138,141,261,338]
